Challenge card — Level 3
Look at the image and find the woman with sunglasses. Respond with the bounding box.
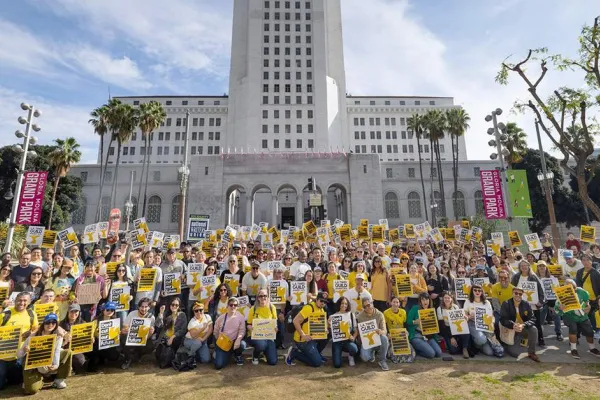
[135,250,163,309]
[219,255,244,297]
[73,260,109,322]
[50,259,77,320]
[340,257,353,274]
[87,302,121,372]
[59,304,87,373]
[463,284,502,357]
[121,297,157,370]
[18,313,71,393]
[0,263,13,307]
[213,298,247,369]
[348,261,367,289]
[405,264,427,312]
[17,266,45,304]
[370,256,391,313]
[247,288,278,365]
[177,301,213,367]
[511,260,546,346]
[155,297,188,367]
[426,263,448,309]
[108,264,136,324]
[281,254,294,280]
[197,262,221,313]
[406,293,442,359]
[437,291,470,359]
[211,283,232,321]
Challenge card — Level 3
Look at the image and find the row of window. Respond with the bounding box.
[384,167,485,179]
[264,13,312,23]
[261,139,314,149]
[263,70,313,80]
[262,124,314,134]
[72,195,182,225]
[133,100,222,106]
[352,99,436,106]
[384,191,484,219]
[264,35,312,45]
[354,117,405,126]
[262,109,314,119]
[262,95,313,105]
[159,117,222,127]
[263,83,313,93]
[263,46,312,56]
[263,58,312,68]
[264,1,311,9]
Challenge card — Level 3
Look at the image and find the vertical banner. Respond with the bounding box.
[290,281,307,305]
[479,170,506,220]
[16,171,48,225]
[507,170,533,218]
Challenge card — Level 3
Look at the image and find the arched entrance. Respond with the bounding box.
[252,184,274,227]
[277,184,299,229]
[327,184,348,222]
[225,184,249,226]
[302,183,323,224]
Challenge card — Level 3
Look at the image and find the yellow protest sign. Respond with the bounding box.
[339,224,352,242]
[303,220,317,236]
[358,319,381,349]
[269,280,287,304]
[163,273,182,296]
[307,313,327,340]
[125,318,152,346]
[105,262,118,277]
[357,226,370,241]
[404,224,416,238]
[393,274,413,297]
[389,328,411,355]
[359,219,369,227]
[70,322,95,354]
[24,334,56,370]
[461,220,471,229]
[554,285,581,312]
[580,225,596,244]
[0,326,22,361]
[224,274,241,296]
[330,313,352,342]
[447,309,468,335]
[0,286,8,304]
[508,231,522,247]
[474,306,494,333]
[389,228,400,243]
[41,230,57,249]
[251,319,277,340]
[98,319,121,350]
[418,308,439,336]
[445,228,456,241]
[34,303,57,323]
[137,268,157,292]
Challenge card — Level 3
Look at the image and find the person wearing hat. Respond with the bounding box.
[511,260,546,346]
[357,297,390,370]
[121,297,157,370]
[564,252,584,278]
[159,248,186,313]
[343,273,373,314]
[59,304,87,372]
[535,262,563,341]
[49,258,77,321]
[87,301,121,372]
[178,301,213,367]
[18,313,71,393]
[73,260,109,322]
[575,254,600,330]
[241,262,268,304]
[246,288,278,365]
[499,286,541,362]
[286,291,329,367]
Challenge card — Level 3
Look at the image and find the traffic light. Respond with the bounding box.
[308,176,316,191]
[322,206,327,219]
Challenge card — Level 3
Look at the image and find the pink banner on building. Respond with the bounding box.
[479,170,506,220]
[16,171,48,225]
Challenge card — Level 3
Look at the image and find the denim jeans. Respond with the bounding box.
[468,321,494,356]
[250,339,277,365]
[214,340,246,369]
[505,325,538,357]
[359,335,389,363]
[332,340,359,368]
[291,340,327,367]
[410,336,442,359]
[540,303,562,334]
[0,360,21,390]
[183,337,211,364]
[442,333,470,354]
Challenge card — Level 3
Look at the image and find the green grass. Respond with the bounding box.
[471,389,483,397]
[510,372,555,383]
[429,389,445,396]
[482,375,501,384]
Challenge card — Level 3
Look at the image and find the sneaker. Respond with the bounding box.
[235,355,244,366]
[571,349,580,359]
[52,379,67,389]
[285,346,295,366]
[378,360,390,371]
[348,355,355,367]
[528,353,540,363]
[589,348,600,357]
[556,333,564,342]
[369,355,376,363]
[538,338,546,347]
[252,357,259,365]
[121,359,132,370]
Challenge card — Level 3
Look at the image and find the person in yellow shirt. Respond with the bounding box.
[490,270,514,331]
[286,292,328,367]
[246,289,278,366]
[384,297,408,364]
[323,262,342,308]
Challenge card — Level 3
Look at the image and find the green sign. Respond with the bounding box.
[506,170,533,218]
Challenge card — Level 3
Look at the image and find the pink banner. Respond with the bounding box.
[16,171,48,225]
[479,170,506,220]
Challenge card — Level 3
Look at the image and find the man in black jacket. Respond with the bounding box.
[499,286,540,362]
[576,254,600,329]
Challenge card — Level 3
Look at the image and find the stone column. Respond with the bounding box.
[246,193,253,226]
[296,194,303,227]
[271,195,278,228]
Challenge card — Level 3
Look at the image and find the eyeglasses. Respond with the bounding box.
[229,260,236,264]
[513,292,523,296]
[364,303,373,308]
[171,304,180,307]
[194,309,204,313]
[257,295,268,298]
[252,267,259,270]
[44,321,57,325]
[228,303,239,308]
[112,255,121,258]
[473,289,483,293]
[219,288,228,292]
[31,272,42,276]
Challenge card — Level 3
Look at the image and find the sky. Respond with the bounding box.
[0,0,597,164]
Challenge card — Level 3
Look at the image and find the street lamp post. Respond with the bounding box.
[178,110,191,239]
[4,103,41,254]
[124,170,134,231]
[486,108,513,230]
[430,202,438,227]
[535,120,560,251]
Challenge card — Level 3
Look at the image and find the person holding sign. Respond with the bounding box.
[135,251,163,309]
[405,264,427,312]
[241,262,268,304]
[17,266,45,304]
[536,262,563,342]
[323,262,343,314]
[436,292,470,359]
[18,313,71,393]
[357,298,390,370]
[285,292,328,367]
[463,284,502,357]
[555,279,600,359]
[155,298,188,368]
[213,298,247,369]
[0,263,14,308]
[219,255,245,297]
[575,254,600,330]
[406,293,441,359]
[86,302,120,372]
[246,289,278,366]
[73,260,108,322]
[121,298,156,370]
[384,297,411,363]
[499,287,540,361]
[59,304,87,372]
[329,296,358,368]
[511,260,545,346]
[49,259,77,321]
[343,274,372,314]
[178,302,213,367]
[109,264,135,324]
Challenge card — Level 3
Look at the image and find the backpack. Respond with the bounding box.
[2,308,35,327]
[285,303,314,334]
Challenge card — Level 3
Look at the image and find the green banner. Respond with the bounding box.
[506,169,533,218]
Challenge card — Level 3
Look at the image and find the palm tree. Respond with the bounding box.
[423,110,447,219]
[407,114,428,221]
[89,105,109,220]
[501,122,528,169]
[110,103,138,208]
[47,137,82,229]
[136,101,166,216]
[446,108,471,220]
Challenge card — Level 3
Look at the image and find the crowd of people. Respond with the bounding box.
[1,227,599,394]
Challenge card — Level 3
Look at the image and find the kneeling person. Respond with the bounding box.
[357,298,390,371]
[247,289,278,365]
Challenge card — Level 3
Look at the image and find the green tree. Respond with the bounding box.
[496,17,600,221]
[47,138,82,229]
[89,104,109,220]
[109,103,138,208]
[407,114,429,221]
[136,101,166,216]
[501,122,528,168]
[446,108,471,220]
[569,162,600,222]
[422,110,447,219]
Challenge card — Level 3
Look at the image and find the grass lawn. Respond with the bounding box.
[4,360,600,400]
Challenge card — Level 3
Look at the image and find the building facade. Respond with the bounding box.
[69,0,483,235]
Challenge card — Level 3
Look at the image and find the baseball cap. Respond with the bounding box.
[103,302,117,311]
[68,304,81,312]
[167,248,177,254]
[512,286,524,293]
[193,302,205,311]
[233,242,242,249]
[104,244,111,249]
[316,292,328,302]
[475,265,486,272]
[314,266,322,272]
[44,313,58,323]
[355,273,366,281]
[391,258,400,265]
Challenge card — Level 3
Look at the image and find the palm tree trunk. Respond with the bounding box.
[452,135,458,220]
[48,175,60,230]
[136,134,148,218]
[110,141,122,208]
[142,133,152,215]
[436,139,446,219]
[429,139,436,225]
[416,134,428,221]
[95,136,114,220]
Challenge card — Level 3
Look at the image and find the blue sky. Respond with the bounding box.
[0,0,597,163]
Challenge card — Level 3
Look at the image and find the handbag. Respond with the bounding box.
[499,325,515,345]
[216,314,234,352]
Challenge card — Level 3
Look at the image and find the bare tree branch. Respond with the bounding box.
[555,90,567,132]
[579,101,594,152]
[533,61,548,88]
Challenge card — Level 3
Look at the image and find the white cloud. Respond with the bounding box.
[0,86,98,164]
